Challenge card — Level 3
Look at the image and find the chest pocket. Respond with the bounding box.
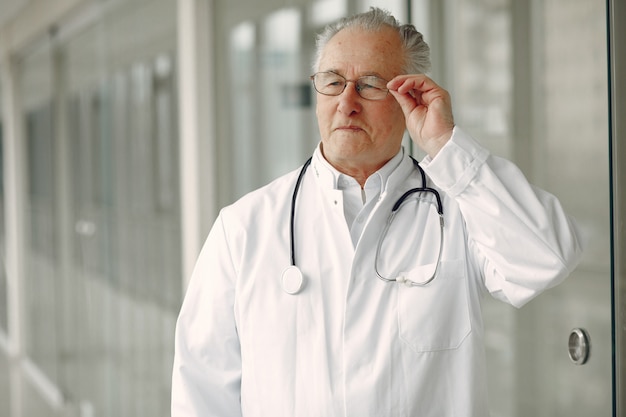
[397,259,471,353]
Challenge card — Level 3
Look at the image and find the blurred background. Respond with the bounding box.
[0,0,622,416]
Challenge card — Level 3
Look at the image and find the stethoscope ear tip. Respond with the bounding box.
[282,265,304,295]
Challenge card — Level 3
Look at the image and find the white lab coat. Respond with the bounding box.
[171,127,583,417]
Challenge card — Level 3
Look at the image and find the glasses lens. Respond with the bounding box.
[313,72,346,96]
[311,72,389,100]
[356,76,389,100]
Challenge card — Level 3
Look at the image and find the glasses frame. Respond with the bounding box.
[310,71,390,101]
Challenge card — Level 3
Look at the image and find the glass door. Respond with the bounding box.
[421,0,613,415]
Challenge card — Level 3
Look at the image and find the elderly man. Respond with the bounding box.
[172,8,582,417]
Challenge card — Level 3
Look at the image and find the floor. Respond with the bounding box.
[0,352,59,417]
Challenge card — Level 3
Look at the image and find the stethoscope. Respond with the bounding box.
[281,156,445,295]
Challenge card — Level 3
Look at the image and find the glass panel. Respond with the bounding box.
[525,1,611,413]
[0,354,9,416]
[260,9,307,179]
[228,7,316,201]
[433,0,612,415]
[229,21,258,198]
[20,41,60,384]
[359,0,406,18]
[16,0,180,415]
[309,0,347,26]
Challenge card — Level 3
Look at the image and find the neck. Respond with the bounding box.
[328,159,386,188]
[319,145,399,188]
[339,167,375,188]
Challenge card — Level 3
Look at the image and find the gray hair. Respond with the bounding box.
[313,7,431,75]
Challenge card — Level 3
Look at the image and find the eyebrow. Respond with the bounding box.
[323,69,388,79]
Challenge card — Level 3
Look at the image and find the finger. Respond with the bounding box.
[388,89,420,115]
[388,75,445,103]
[387,74,432,92]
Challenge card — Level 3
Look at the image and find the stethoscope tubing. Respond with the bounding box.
[287,155,444,292]
[289,157,312,267]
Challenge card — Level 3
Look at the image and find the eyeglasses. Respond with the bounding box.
[310,71,389,100]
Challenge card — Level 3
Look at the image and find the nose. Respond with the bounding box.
[337,80,362,115]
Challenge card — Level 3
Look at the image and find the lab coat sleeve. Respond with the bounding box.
[420,127,584,308]
[171,213,243,417]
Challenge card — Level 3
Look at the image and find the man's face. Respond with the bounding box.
[315,26,407,175]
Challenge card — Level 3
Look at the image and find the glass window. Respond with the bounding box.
[227,7,316,202]
[309,0,347,26]
[19,40,60,383]
[431,0,612,415]
[15,0,180,415]
[359,0,406,18]
[229,21,258,197]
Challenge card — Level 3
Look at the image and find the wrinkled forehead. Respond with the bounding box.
[318,27,406,78]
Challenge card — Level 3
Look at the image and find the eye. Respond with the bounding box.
[358,76,386,90]
[316,73,344,88]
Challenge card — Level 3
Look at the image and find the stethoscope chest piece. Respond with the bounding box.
[281,265,304,295]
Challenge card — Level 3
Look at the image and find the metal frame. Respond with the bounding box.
[608,0,625,414]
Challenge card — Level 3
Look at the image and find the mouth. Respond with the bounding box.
[335,125,364,133]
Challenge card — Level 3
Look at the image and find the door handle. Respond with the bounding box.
[568,328,591,365]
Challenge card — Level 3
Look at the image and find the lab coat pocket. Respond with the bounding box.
[397,259,471,353]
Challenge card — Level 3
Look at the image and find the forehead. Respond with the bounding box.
[318,26,405,78]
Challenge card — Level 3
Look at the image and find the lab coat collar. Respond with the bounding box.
[311,145,405,196]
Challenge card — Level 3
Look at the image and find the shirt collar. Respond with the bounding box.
[311,144,404,194]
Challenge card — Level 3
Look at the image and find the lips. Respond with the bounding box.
[335,125,364,132]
